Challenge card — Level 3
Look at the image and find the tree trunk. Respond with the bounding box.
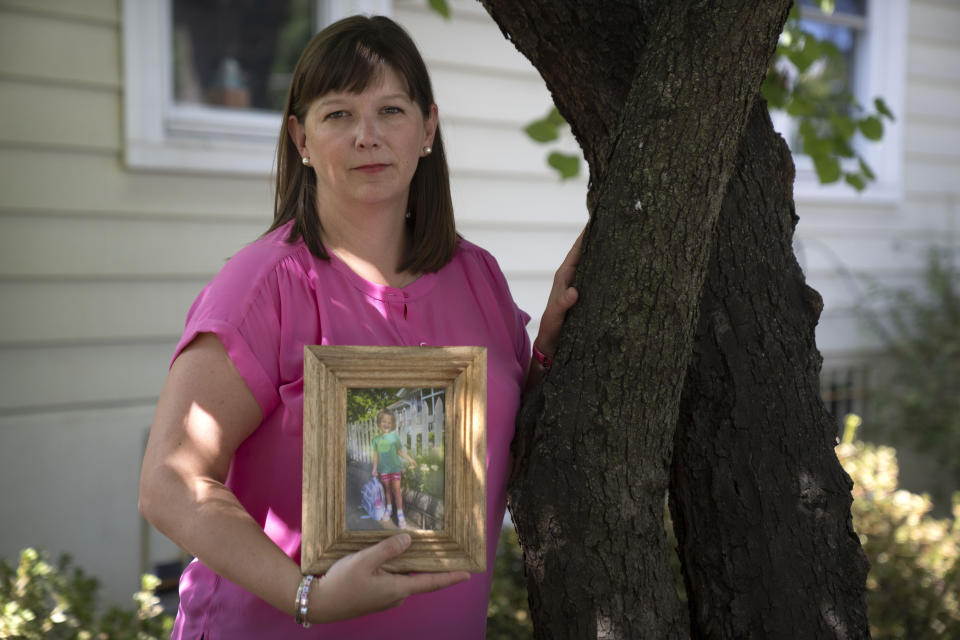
[669,101,871,638]
[480,2,795,638]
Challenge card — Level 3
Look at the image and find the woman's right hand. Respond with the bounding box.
[535,229,583,360]
[525,229,583,391]
[308,534,469,623]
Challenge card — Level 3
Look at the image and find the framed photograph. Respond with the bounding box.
[302,345,487,574]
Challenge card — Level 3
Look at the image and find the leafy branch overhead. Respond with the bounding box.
[428,0,893,189]
[766,1,894,190]
[523,107,580,180]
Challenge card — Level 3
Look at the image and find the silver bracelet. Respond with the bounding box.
[294,574,315,628]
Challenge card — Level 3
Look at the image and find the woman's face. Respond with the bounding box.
[289,66,437,215]
[379,414,395,433]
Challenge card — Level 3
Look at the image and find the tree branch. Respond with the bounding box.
[479,0,643,183]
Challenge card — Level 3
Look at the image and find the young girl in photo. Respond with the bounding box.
[370,411,416,529]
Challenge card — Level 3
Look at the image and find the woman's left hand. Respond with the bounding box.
[534,229,583,360]
[308,534,469,623]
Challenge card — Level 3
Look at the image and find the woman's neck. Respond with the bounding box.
[316,197,417,288]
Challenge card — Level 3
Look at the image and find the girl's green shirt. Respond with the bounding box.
[372,431,404,474]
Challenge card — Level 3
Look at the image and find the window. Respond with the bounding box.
[770,0,906,203]
[123,0,392,175]
[171,1,315,113]
[786,0,868,155]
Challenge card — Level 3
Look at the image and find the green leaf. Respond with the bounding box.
[786,94,817,117]
[859,157,876,181]
[427,0,450,19]
[832,136,855,158]
[786,3,802,23]
[875,97,895,120]
[547,152,580,180]
[525,107,566,143]
[799,126,832,157]
[798,118,819,140]
[545,106,566,127]
[762,72,789,109]
[829,113,857,139]
[845,172,866,191]
[786,39,820,73]
[525,119,559,143]
[812,154,841,183]
[859,116,884,141]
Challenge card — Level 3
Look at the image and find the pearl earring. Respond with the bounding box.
[423,146,432,156]
[302,156,310,166]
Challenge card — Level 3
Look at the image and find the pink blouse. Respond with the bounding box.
[169,222,530,639]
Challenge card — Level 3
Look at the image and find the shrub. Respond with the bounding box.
[838,414,960,639]
[865,247,960,481]
[486,524,533,640]
[486,416,960,639]
[0,548,173,640]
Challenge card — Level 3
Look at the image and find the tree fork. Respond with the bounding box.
[669,100,871,639]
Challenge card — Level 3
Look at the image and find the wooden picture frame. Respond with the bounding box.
[302,345,487,574]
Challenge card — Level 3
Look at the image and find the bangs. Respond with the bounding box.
[294,37,413,112]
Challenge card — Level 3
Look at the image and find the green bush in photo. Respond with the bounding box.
[406,449,444,499]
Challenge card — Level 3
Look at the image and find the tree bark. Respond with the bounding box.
[669,101,871,638]
[480,2,794,638]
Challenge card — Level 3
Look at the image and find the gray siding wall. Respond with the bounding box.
[0,0,956,605]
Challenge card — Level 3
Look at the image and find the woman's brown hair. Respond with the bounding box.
[269,15,456,274]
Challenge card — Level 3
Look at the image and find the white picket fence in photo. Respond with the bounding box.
[347,396,445,464]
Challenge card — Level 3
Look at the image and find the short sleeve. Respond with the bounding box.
[472,245,532,365]
[513,303,533,366]
[171,259,288,419]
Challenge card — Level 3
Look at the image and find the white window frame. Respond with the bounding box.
[122,0,392,175]
[772,0,908,205]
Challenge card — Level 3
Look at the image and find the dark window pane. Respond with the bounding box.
[172,0,314,112]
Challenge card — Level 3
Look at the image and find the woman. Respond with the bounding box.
[139,14,578,638]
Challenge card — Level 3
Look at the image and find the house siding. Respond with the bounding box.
[0,0,956,606]
[0,0,164,604]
